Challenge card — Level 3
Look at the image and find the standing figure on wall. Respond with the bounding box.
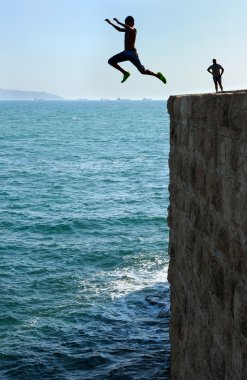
[207,59,224,92]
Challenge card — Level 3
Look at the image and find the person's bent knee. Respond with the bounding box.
[108,58,115,66]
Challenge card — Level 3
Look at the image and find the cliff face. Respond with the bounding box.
[168,91,247,379]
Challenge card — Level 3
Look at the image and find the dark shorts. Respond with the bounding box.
[213,76,222,85]
[108,49,145,73]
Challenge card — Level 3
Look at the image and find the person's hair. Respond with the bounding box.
[213,59,217,64]
[125,16,134,25]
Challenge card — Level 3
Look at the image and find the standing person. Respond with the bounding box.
[105,16,167,85]
[207,59,224,92]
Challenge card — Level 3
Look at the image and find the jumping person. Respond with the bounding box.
[105,16,167,84]
[207,59,224,92]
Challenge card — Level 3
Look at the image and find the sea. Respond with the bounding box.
[0,100,170,380]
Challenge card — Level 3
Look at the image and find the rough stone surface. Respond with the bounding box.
[168,91,247,380]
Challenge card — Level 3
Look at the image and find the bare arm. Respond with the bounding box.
[207,66,212,74]
[105,18,125,32]
[220,67,224,76]
[113,18,132,30]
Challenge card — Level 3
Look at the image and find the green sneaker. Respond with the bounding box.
[157,72,167,84]
[121,72,130,83]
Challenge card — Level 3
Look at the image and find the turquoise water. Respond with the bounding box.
[0,100,170,380]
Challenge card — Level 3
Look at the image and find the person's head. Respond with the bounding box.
[125,16,134,27]
[213,59,217,64]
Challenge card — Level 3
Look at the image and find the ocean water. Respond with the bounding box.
[0,100,170,380]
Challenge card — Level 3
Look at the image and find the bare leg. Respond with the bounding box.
[108,60,128,75]
[141,69,167,84]
[108,52,129,76]
[142,69,159,78]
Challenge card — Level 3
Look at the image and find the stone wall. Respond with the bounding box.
[167,91,247,379]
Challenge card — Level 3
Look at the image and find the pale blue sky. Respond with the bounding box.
[0,0,246,99]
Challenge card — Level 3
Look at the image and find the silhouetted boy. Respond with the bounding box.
[105,16,167,85]
[207,59,224,92]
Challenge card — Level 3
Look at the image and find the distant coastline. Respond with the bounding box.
[0,89,166,101]
[0,88,63,100]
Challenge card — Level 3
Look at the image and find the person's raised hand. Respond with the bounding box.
[105,19,111,24]
[113,18,119,23]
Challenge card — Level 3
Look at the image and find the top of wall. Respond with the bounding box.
[167,90,247,141]
[169,89,247,99]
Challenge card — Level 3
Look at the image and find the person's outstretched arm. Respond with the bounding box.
[113,18,132,30]
[105,19,125,32]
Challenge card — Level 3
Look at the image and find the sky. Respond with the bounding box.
[0,0,246,99]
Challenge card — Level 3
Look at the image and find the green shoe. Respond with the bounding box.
[121,72,130,83]
[157,72,167,84]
